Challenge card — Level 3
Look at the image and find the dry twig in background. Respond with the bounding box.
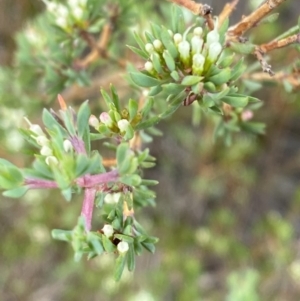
[228,0,287,37]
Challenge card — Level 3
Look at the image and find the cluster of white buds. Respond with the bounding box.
[143,19,223,78]
[24,117,73,166]
[96,111,134,140]
[43,0,87,29]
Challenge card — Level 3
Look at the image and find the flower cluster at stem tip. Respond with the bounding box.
[43,0,87,29]
[24,117,73,166]
[144,21,222,81]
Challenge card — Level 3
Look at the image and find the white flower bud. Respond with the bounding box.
[56,4,69,18]
[178,40,190,65]
[63,139,73,152]
[104,193,115,204]
[193,27,203,36]
[191,36,203,54]
[45,156,59,166]
[36,135,50,146]
[208,42,222,62]
[73,7,84,19]
[89,115,100,128]
[56,17,68,29]
[117,241,129,253]
[145,43,154,54]
[206,29,219,47]
[99,112,114,127]
[173,33,183,44]
[192,53,205,75]
[153,39,163,51]
[117,119,130,132]
[144,61,154,72]
[40,145,53,156]
[102,224,114,238]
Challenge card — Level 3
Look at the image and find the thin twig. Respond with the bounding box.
[228,0,287,37]
[78,23,112,68]
[259,33,300,53]
[244,70,300,90]
[218,0,239,28]
[254,47,275,76]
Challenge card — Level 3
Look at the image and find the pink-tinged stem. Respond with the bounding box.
[70,136,87,154]
[81,188,96,231]
[24,178,58,189]
[76,169,119,187]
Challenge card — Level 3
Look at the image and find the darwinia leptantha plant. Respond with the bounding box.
[0,0,299,280]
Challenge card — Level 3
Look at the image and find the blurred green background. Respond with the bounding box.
[1,0,300,300]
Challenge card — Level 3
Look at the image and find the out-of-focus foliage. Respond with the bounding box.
[1,0,300,300]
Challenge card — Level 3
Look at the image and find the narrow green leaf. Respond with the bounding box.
[181,75,203,86]
[42,109,66,134]
[142,242,156,253]
[127,245,135,271]
[135,116,160,130]
[222,95,248,108]
[128,99,138,121]
[77,100,90,138]
[162,83,185,95]
[101,89,114,108]
[160,27,179,59]
[133,31,146,52]
[102,235,116,252]
[230,58,247,81]
[208,68,231,86]
[126,45,149,60]
[114,253,127,281]
[52,229,72,241]
[163,50,176,71]
[152,52,163,73]
[117,143,129,170]
[110,84,121,112]
[2,186,29,198]
[148,85,163,96]
[129,72,160,87]
[120,174,142,186]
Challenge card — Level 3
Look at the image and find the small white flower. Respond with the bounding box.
[24,117,45,136]
[173,33,183,44]
[144,61,154,72]
[192,53,205,75]
[63,139,73,152]
[73,7,84,19]
[117,241,129,253]
[206,29,219,47]
[208,42,222,62]
[153,39,163,51]
[193,27,203,36]
[102,224,114,238]
[89,115,100,128]
[45,156,59,166]
[36,135,50,146]
[104,193,121,204]
[55,17,68,29]
[40,145,53,156]
[145,43,154,54]
[178,40,190,66]
[117,119,130,132]
[191,36,203,54]
[99,112,114,127]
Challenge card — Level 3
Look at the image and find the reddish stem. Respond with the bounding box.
[81,188,96,231]
[24,178,58,189]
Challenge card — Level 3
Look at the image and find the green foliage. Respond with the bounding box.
[0,0,300,293]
